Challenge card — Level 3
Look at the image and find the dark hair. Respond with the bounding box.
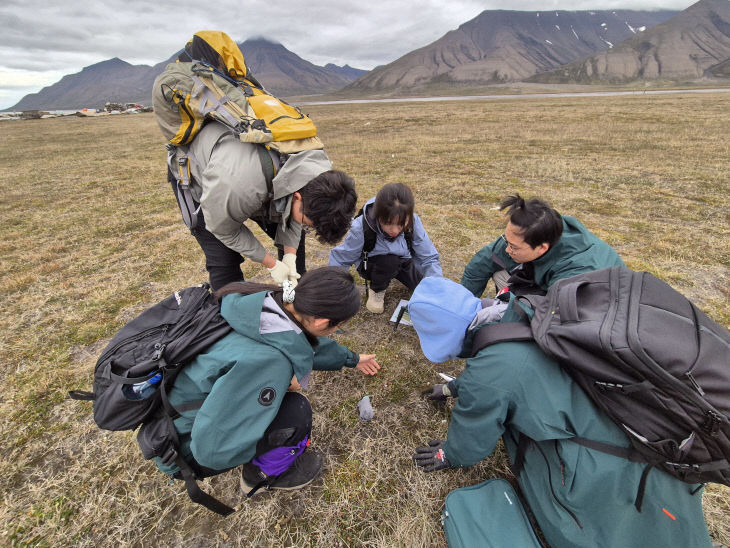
[215,266,360,326]
[500,194,563,248]
[373,183,415,229]
[299,170,357,245]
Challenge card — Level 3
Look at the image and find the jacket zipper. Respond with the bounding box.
[534,441,583,529]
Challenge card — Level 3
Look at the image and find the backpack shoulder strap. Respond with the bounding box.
[404,227,415,256]
[363,222,377,254]
[470,322,534,357]
[176,456,236,516]
[255,145,275,199]
[355,206,377,255]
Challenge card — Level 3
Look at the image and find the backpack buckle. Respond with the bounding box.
[160,444,178,466]
[702,410,722,437]
[251,119,268,131]
[152,343,166,361]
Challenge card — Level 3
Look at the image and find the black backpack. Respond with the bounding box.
[471,266,730,509]
[69,283,236,515]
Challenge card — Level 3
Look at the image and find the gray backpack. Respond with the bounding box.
[471,267,730,508]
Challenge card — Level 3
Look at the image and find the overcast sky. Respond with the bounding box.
[0,0,698,110]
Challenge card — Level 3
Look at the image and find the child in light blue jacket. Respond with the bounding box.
[329,183,442,313]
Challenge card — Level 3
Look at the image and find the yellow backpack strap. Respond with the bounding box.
[190,73,274,144]
[189,74,246,130]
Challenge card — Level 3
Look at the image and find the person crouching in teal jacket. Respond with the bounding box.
[155,267,380,496]
[461,193,624,298]
[408,277,712,548]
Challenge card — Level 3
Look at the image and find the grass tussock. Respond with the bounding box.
[0,92,728,546]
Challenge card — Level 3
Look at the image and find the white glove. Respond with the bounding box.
[267,260,290,285]
[281,253,301,287]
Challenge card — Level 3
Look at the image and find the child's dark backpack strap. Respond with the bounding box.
[404,226,415,256]
[569,436,655,512]
[355,206,377,255]
[354,207,377,294]
[176,455,236,516]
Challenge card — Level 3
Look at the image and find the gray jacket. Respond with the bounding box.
[186,122,332,262]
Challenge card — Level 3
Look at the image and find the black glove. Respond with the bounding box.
[413,440,451,472]
[420,383,451,403]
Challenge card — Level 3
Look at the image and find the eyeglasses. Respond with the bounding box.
[499,234,525,253]
[301,214,314,234]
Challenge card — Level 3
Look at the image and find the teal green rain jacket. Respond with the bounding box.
[460,216,624,297]
[442,306,712,548]
[155,291,358,474]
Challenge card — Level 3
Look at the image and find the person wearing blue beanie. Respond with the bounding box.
[408,277,483,363]
[408,280,712,548]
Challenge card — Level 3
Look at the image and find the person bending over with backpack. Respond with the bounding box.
[407,277,712,548]
[461,193,623,298]
[154,267,380,495]
[328,183,442,314]
[178,122,357,291]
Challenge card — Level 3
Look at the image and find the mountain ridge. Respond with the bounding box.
[7,1,730,111]
[346,9,680,92]
[526,0,730,83]
[8,39,367,111]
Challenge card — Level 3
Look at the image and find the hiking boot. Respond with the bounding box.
[241,450,323,497]
[366,288,385,314]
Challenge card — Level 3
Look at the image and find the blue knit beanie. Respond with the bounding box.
[408,277,482,363]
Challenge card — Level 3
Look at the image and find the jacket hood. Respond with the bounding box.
[409,277,483,363]
[271,149,332,200]
[220,291,313,381]
[362,197,378,233]
[534,217,595,267]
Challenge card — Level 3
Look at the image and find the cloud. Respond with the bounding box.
[0,0,697,109]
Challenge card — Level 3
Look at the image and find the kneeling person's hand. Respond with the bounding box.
[420,383,451,403]
[413,440,451,472]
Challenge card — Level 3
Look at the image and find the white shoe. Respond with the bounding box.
[366,288,385,314]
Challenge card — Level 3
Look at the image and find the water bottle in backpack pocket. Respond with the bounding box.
[93,360,165,431]
[123,370,162,400]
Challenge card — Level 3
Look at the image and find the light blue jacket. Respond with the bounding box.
[328,197,442,277]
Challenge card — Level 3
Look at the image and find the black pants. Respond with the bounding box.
[190,209,307,292]
[184,392,312,479]
[357,253,423,292]
[254,391,312,455]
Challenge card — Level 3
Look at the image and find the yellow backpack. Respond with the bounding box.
[152,31,324,229]
[152,30,323,155]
